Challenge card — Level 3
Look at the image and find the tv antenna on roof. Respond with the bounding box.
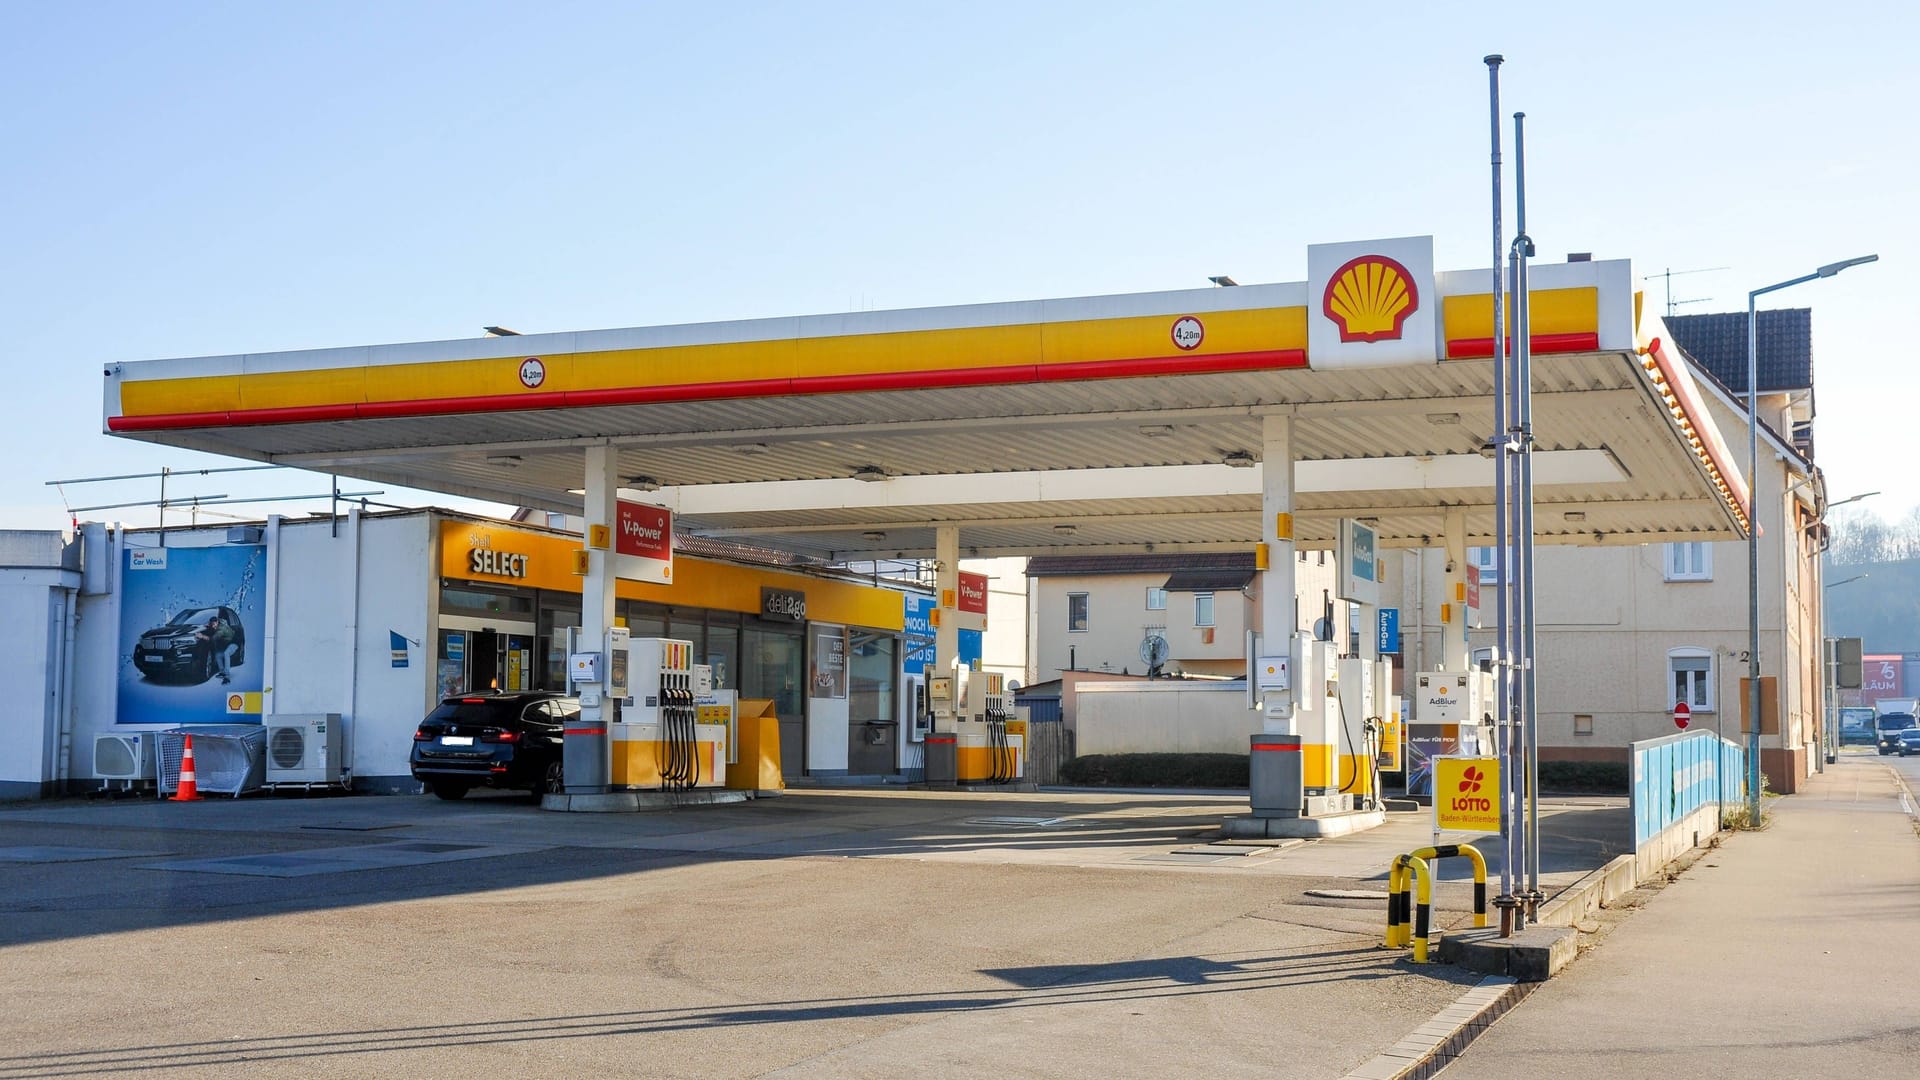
[1651,266,1730,317]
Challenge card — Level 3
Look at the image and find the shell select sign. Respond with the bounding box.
[1434,756,1501,832]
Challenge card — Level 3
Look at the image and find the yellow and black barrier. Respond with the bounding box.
[1386,853,1432,962]
[1385,843,1487,963]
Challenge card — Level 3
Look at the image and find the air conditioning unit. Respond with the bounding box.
[264,713,343,785]
[94,733,155,780]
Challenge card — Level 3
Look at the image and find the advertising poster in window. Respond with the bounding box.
[812,628,848,699]
[118,544,267,725]
[902,593,981,674]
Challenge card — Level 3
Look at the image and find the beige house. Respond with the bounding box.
[1026,552,1345,680]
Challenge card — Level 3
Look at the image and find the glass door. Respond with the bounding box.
[743,623,806,776]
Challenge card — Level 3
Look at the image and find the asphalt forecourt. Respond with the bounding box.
[0,787,1627,1078]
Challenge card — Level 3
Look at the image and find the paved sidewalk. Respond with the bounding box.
[1440,757,1920,1079]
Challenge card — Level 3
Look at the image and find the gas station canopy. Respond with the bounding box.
[104,239,1748,561]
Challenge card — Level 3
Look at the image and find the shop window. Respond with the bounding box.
[1067,593,1088,632]
[440,585,534,617]
[849,629,898,726]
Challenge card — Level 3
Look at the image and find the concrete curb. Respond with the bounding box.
[1339,975,1536,1080]
[1352,848,1654,1075]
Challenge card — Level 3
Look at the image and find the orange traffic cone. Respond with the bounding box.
[172,735,204,801]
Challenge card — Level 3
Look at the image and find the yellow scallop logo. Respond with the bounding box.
[1322,254,1418,343]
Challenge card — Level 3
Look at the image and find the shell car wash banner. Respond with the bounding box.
[118,544,267,725]
[1434,756,1502,833]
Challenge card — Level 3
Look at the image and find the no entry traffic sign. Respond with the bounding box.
[1673,701,1691,730]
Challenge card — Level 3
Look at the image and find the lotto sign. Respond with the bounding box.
[1434,756,1502,832]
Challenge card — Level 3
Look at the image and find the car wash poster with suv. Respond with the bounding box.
[117,543,267,725]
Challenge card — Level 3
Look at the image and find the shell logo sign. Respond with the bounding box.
[1323,254,1419,343]
[1306,235,1437,369]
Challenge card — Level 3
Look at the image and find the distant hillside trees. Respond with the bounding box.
[1825,508,1920,654]
[1827,508,1920,565]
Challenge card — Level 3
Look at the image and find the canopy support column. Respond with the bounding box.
[565,443,617,795]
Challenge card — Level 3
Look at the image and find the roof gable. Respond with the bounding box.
[1665,309,1811,393]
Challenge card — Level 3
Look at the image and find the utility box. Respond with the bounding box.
[1249,733,1304,818]
[923,733,957,786]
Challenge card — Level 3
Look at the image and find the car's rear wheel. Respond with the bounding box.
[430,781,471,801]
[536,759,565,799]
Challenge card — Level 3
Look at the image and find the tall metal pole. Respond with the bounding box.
[1484,54,1517,927]
[1512,111,1542,911]
[1745,292,1764,825]
[1741,256,1876,824]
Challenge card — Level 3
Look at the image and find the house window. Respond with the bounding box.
[1574,714,1594,736]
[1669,649,1713,711]
[1468,546,1500,586]
[1145,587,1167,611]
[1665,542,1712,581]
[1194,592,1215,627]
[1067,593,1089,632]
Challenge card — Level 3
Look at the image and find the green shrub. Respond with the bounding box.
[1536,760,1628,794]
[1058,753,1249,789]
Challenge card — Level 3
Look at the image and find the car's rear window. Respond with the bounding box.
[426,701,525,725]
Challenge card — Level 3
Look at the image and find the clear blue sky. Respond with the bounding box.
[6,2,1913,531]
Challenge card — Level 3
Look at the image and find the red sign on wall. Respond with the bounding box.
[957,571,989,616]
[1465,563,1481,611]
[615,501,672,560]
[1863,654,1903,699]
[613,500,673,584]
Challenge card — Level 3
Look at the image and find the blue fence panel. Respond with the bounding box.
[1630,729,1745,850]
[1015,695,1062,723]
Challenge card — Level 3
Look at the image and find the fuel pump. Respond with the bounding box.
[1336,657,1389,809]
[950,669,1024,785]
[1293,633,1348,814]
[607,638,725,791]
[1408,669,1497,799]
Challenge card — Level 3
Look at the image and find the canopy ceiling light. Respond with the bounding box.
[1222,451,1257,468]
[624,475,662,492]
[861,530,887,542]
[852,466,889,482]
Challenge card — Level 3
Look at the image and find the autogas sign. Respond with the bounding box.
[1434,756,1501,832]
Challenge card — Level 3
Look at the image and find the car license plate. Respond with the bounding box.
[440,735,474,746]
[145,654,165,663]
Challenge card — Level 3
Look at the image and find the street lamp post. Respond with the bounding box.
[1746,256,1877,825]
[1819,564,1872,766]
